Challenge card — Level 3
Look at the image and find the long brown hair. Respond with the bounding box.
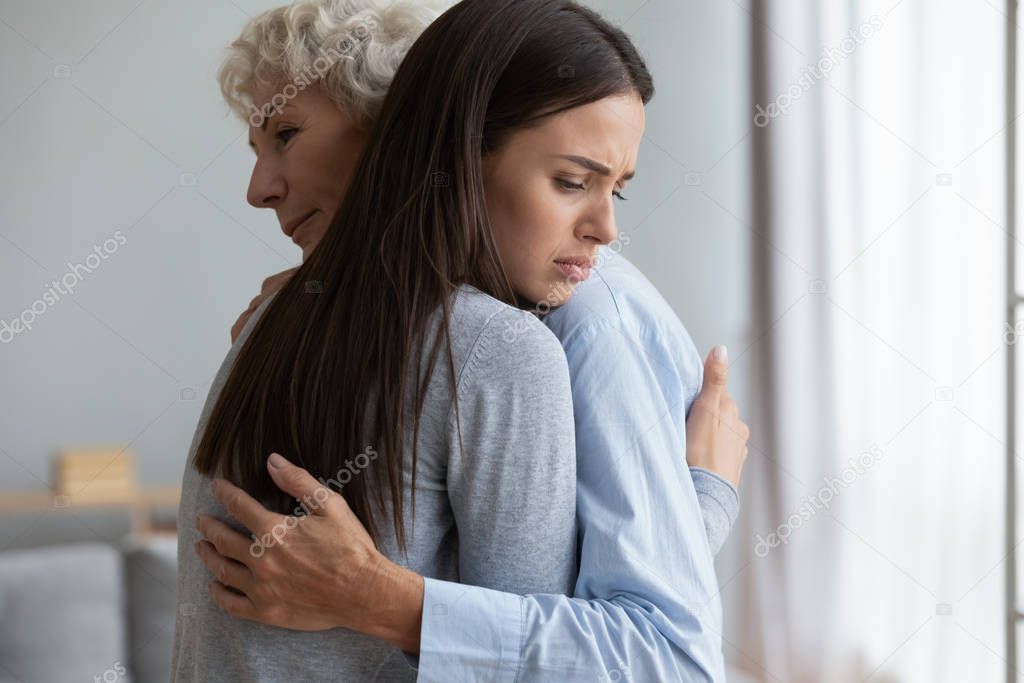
[193,0,654,548]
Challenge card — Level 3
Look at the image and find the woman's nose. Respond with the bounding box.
[579,197,618,245]
[246,160,286,208]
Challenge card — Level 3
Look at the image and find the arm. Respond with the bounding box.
[412,413,739,679]
[444,309,578,595]
[417,320,731,682]
[408,310,578,679]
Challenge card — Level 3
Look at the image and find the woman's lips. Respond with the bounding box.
[290,212,317,246]
[554,259,591,282]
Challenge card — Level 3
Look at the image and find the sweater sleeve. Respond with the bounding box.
[444,308,577,595]
[690,467,740,555]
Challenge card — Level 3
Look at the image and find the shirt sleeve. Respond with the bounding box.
[416,319,726,683]
[691,467,740,556]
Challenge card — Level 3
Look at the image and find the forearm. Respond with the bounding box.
[418,579,720,683]
[356,485,728,670]
[349,470,735,665]
[413,422,727,678]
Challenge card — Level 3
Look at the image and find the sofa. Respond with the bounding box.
[0,535,177,683]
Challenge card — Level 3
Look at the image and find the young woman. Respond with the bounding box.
[178,0,749,680]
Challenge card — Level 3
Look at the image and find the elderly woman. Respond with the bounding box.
[177,1,749,681]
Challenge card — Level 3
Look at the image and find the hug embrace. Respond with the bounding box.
[173,0,750,681]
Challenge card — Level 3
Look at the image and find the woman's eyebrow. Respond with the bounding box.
[556,154,635,181]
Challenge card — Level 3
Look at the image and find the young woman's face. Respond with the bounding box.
[482,93,644,305]
[247,82,367,261]
[246,83,643,306]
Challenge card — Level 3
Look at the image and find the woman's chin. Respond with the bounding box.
[512,282,579,312]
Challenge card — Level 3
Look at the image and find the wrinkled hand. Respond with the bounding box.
[230,267,299,343]
[685,346,750,488]
[195,453,423,650]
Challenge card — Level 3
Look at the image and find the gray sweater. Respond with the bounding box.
[171,285,578,682]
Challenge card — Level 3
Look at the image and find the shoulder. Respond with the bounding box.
[448,285,569,396]
[544,254,703,390]
[231,290,279,350]
[546,254,691,341]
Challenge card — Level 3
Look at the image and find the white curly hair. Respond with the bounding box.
[217,0,452,129]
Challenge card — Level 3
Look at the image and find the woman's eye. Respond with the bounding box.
[557,178,627,201]
[556,178,585,192]
[276,127,298,144]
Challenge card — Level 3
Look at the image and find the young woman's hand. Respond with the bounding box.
[230,267,300,343]
[685,346,750,488]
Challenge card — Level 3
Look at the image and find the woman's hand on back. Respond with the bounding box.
[196,452,426,652]
[230,267,300,343]
[685,346,749,489]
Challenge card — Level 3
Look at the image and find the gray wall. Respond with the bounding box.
[0,0,752,580]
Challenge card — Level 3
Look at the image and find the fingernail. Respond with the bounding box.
[712,345,728,363]
[268,452,287,469]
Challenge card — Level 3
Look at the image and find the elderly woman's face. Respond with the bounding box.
[247,82,368,261]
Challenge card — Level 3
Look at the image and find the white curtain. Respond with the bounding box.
[735,1,1008,681]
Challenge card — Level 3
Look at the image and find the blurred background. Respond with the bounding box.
[0,0,1013,681]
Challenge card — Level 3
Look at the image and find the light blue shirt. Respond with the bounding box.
[415,254,738,682]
